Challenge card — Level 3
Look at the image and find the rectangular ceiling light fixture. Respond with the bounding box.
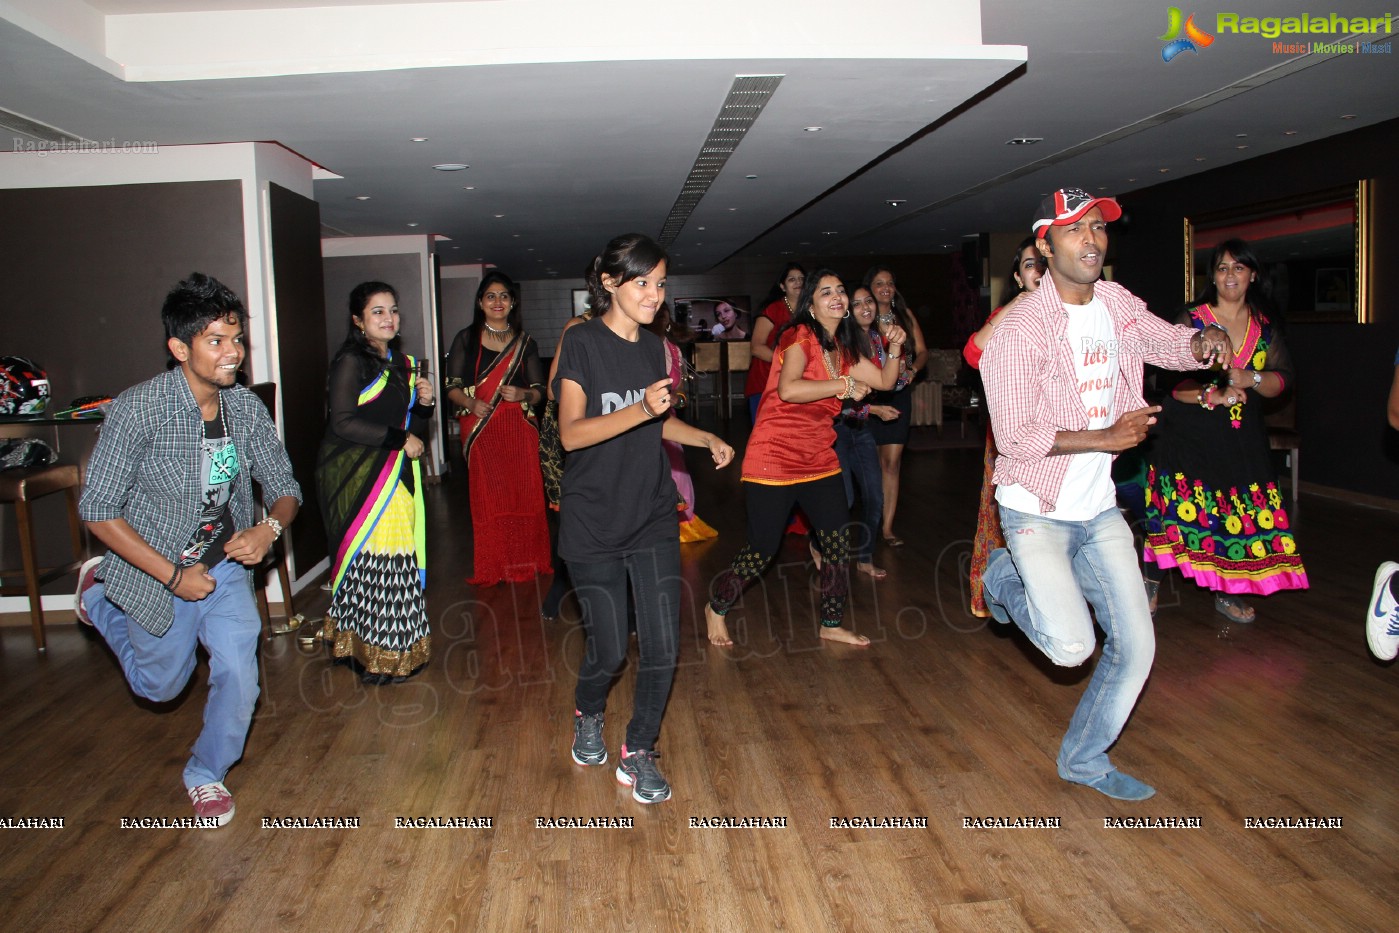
[658,74,783,246]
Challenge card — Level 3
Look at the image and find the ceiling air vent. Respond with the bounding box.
[658,74,783,247]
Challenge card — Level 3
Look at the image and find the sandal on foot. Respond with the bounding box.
[1143,580,1160,618]
[883,535,904,548]
[1214,594,1255,624]
[857,563,888,580]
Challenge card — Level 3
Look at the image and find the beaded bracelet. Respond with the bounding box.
[165,564,184,594]
[1198,386,1215,411]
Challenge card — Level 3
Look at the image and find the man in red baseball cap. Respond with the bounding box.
[979,188,1231,801]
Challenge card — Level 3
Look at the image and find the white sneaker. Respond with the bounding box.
[1366,561,1399,661]
[73,557,103,626]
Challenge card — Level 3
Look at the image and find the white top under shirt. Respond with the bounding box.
[997,295,1118,520]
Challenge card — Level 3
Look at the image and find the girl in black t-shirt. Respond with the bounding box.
[551,233,734,804]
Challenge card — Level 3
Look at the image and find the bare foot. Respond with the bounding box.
[856,563,887,580]
[808,540,821,571]
[819,626,870,647]
[705,603,733,647]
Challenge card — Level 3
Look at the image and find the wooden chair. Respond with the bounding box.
[1265,390,1301,509]
[248,382,297,633]
[0,463,86,651]
[689,343,724,415]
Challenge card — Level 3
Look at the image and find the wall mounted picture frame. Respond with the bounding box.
[571,288,591,317]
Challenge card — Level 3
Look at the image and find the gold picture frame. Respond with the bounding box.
[1184,180,1374,323]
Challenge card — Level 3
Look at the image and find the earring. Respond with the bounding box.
[843,309,851,318]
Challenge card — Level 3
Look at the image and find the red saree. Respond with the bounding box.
[457,334,551,585]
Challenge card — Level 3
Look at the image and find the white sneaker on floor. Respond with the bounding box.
[73,557,103,626]
[1366,561,1399,661]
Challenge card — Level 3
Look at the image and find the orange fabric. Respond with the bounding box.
[741,325,843,484]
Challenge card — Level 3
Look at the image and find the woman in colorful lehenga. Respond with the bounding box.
[644,304,718,543]
[317,281,435,685]
[444,271,552,585]
[1142,238,1308,623]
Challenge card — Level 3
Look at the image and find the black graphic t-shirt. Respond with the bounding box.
[179,415,238,568]
[551,316,677,563]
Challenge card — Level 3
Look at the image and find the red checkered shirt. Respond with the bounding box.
[981,273,1199,513]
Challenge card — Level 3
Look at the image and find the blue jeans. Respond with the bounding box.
[833,420,883,564]
[981,505,1155,783]
[569,539,681,751]
[84,559,262,789]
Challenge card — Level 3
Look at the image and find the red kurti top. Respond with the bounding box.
[741,325,844,485]
[744,298,792,398]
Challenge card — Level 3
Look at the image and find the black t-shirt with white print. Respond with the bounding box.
[551,316,677,563]
[179,413,238,568]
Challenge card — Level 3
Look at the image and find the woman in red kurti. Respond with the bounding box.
[744,263,805,423]
[705,270,907,648]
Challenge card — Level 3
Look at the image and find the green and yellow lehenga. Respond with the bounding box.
[317,351,430,677]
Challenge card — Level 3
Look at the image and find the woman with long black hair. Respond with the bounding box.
[704,270,907,648]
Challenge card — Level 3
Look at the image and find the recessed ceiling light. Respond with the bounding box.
[432,163,469,171]
[1340,114,1357,119]
[746,175,758,180]
[803,126,823,132]
[511,233,520,238]
[1159,168,1170,173]
[1235,133,1248,138]
[728,207,737,212]
[410,137,428,142]
[822,230,838,236]
[462,186,475,190]
[1195,156,1207,161]
[1005,137,1042,146]
[493,214,505,218]
[1236,144,1249,149]
[351,195,371,201]
[1126,178,1136,183]
[1283,130,1298,136]
[886,199,906,207]
[407,222,419,227]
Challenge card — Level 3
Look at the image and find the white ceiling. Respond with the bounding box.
[2,0,1396,277]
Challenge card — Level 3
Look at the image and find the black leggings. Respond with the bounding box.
[709,475,851,626]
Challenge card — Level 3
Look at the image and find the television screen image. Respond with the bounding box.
[674,296,751,341]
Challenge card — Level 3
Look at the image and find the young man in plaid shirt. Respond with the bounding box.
[76,273,301,827]
[981,189,1231,801]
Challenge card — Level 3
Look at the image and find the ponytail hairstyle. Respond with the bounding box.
[776,269,872,365]
[333,281,401,385]
[585,233,669,315]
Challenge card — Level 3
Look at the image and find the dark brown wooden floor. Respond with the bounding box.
[2,426,1396,932]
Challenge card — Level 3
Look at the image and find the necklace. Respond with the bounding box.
[820,346,840,380]
[484,321,511,338]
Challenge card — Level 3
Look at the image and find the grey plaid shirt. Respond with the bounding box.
[80,368,302,636]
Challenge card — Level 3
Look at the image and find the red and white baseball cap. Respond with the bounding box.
[1031,188,1123,234]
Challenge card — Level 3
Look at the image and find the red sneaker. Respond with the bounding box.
[188,781,235,827]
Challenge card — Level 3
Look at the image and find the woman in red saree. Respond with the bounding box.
[317,281,434,684]
[444,271,551,585]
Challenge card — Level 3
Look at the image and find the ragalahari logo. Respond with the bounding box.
[1160,7,1215,61]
